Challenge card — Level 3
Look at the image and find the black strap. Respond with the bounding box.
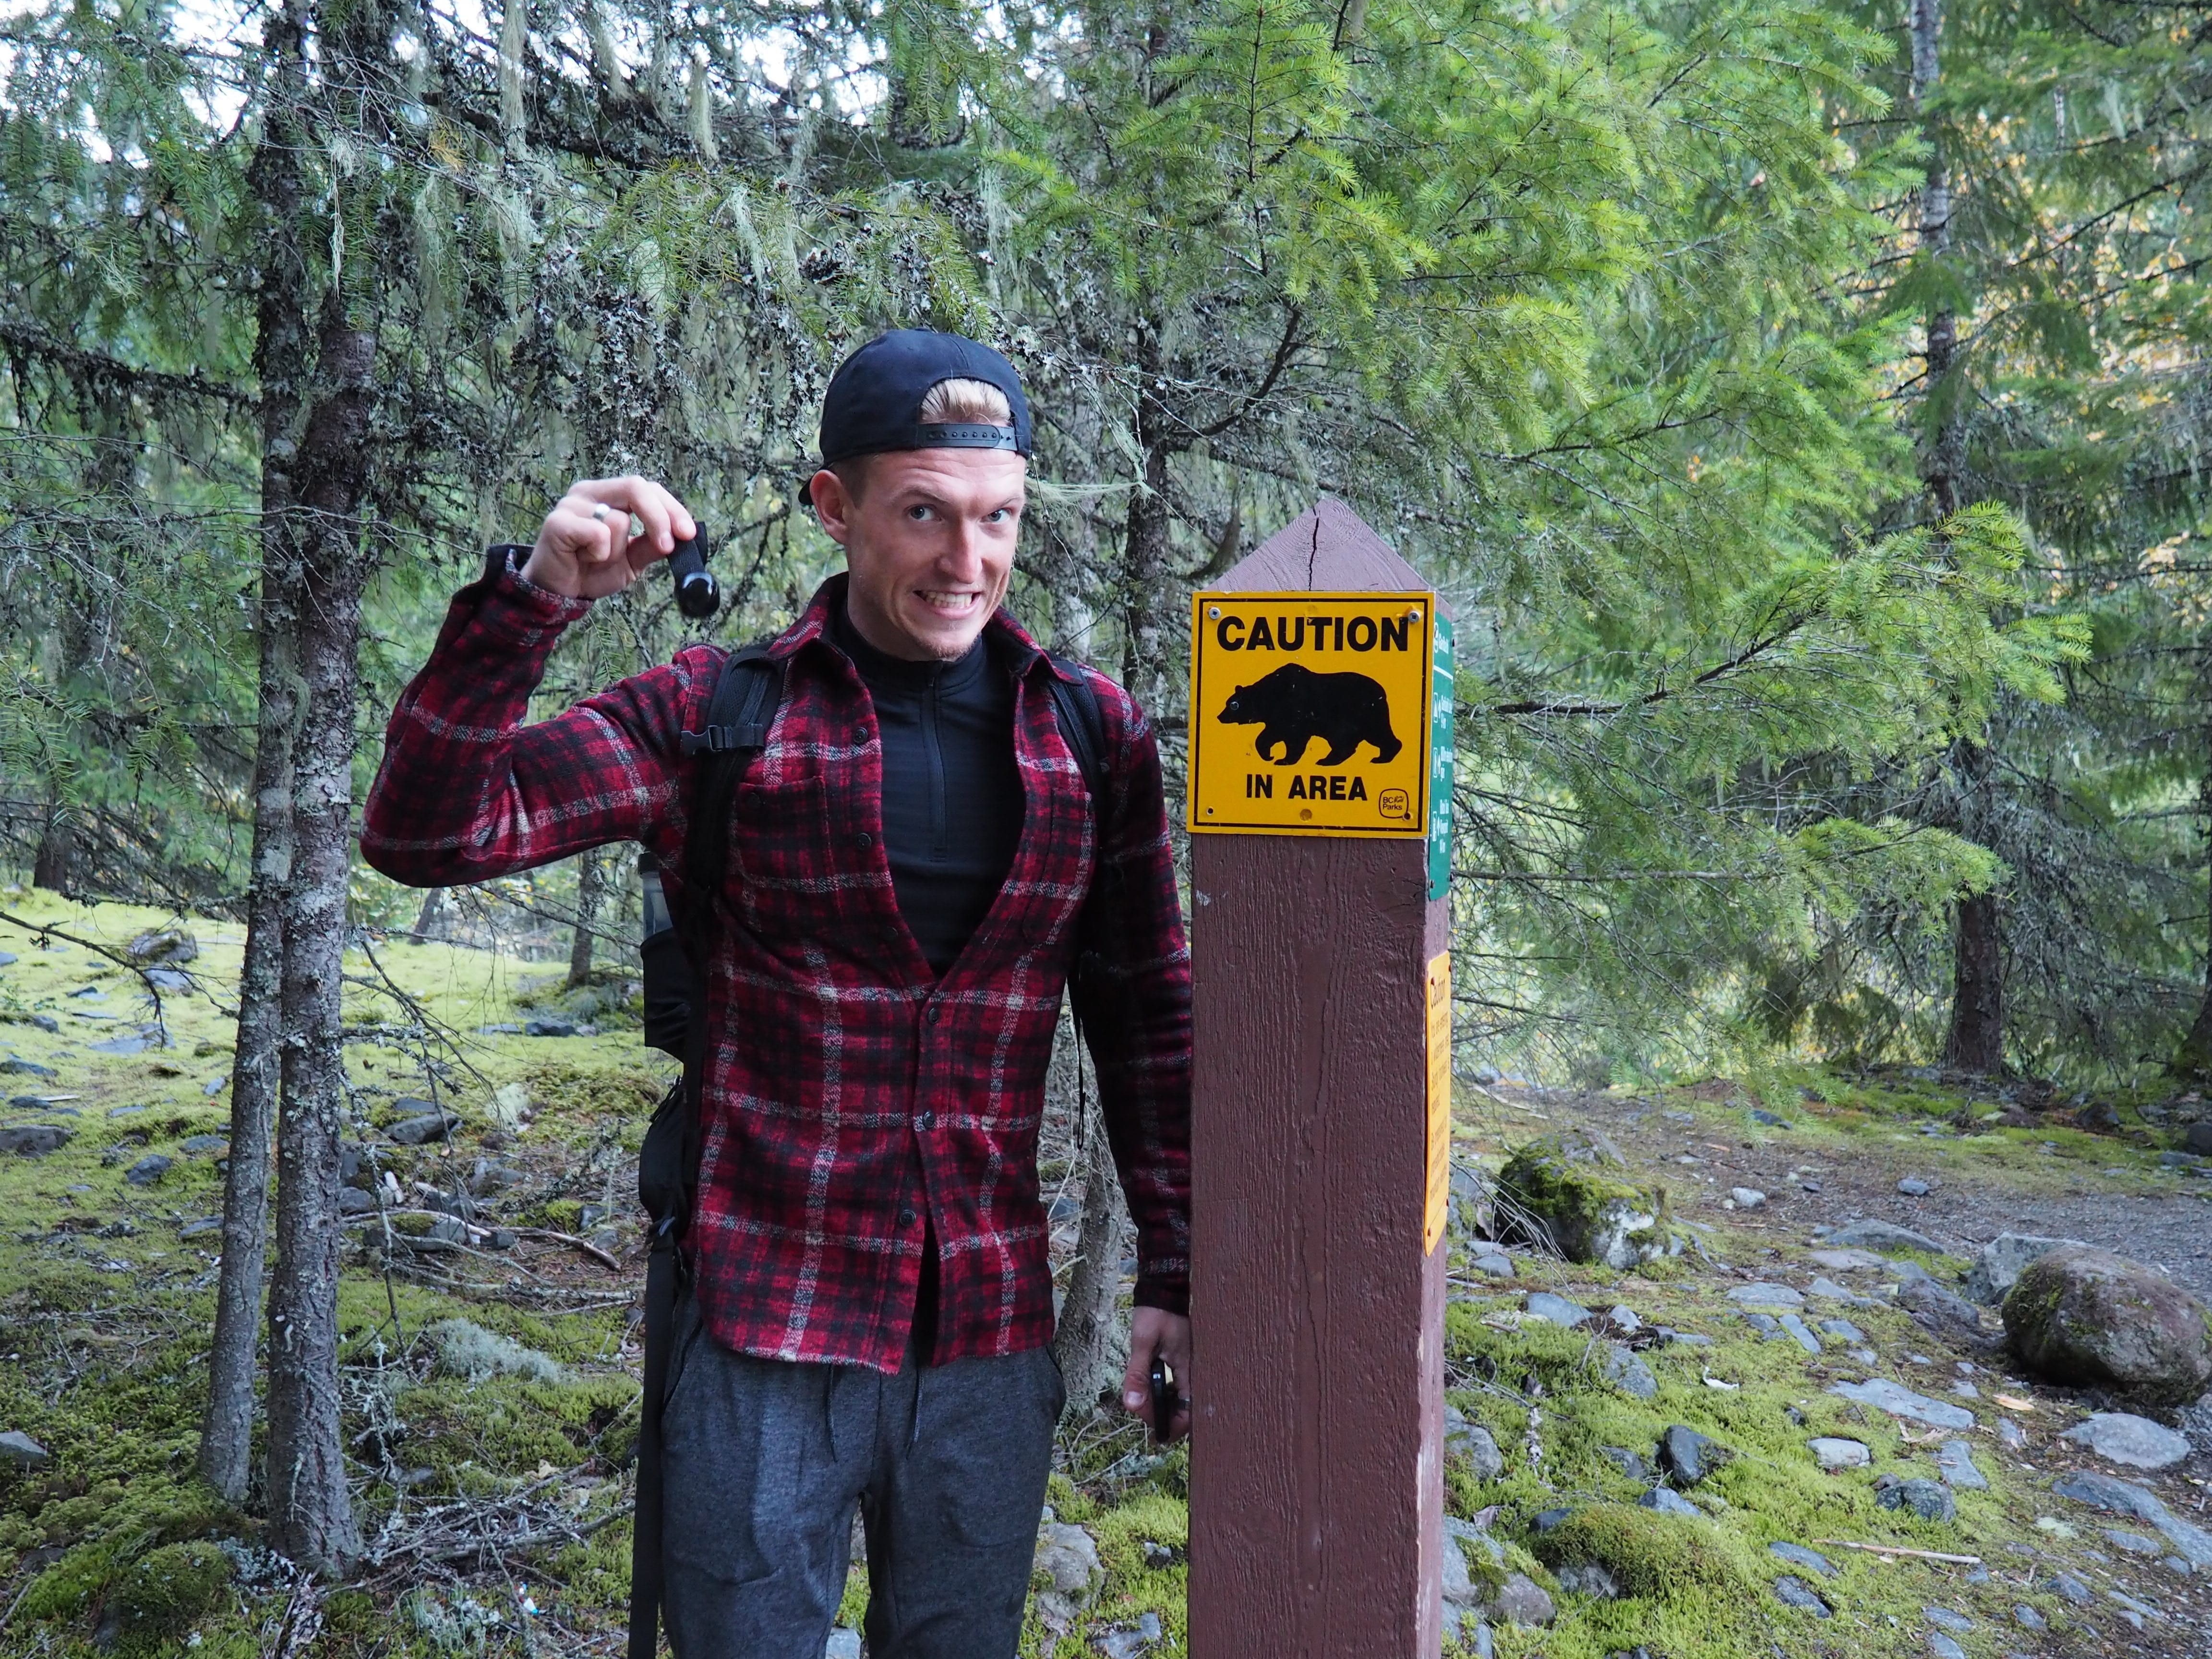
[630,643,780,1659]
[1043,652,1108,808]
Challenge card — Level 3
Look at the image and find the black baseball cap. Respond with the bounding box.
[819,329,1032,463]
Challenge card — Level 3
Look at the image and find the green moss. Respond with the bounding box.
[15,1479,229,1622]
[1535,1503,1745,1599]
[98,1539,234,1653]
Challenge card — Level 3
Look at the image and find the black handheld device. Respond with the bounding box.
[668,527,719,619]
[1148,1354,1177,1447]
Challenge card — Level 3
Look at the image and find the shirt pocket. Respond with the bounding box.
[726,773,838,933]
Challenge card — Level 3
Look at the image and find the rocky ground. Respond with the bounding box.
[1437,1075,2212,1659]
[4,893,2212,1659]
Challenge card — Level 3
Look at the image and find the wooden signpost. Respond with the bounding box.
[1187,498,1455,1657]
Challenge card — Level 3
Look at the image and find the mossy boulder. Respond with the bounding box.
[1531,1502,1744,1600]
[93,1540,233,1652]
[2002,1245,2212,1404]
[1498,1137,1673,1269]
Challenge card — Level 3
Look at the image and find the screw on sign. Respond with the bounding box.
[1186,498,1455,1658]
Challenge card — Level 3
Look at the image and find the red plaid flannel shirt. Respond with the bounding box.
[361,553,1192,1370]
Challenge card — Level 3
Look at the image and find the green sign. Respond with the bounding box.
[1427,613,1455,901]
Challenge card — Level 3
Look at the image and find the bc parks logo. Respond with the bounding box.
[1188,592,1434,837]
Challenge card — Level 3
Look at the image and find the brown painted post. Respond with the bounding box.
[1188,498,1451,1658]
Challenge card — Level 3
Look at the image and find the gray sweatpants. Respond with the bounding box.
[659,1294,1065,1659]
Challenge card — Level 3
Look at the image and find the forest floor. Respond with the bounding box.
[0,892,2208,1659]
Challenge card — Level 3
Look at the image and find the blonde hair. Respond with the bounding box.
[918,376,1012,425]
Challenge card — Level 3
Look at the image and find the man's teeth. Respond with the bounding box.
[918,591,979,613]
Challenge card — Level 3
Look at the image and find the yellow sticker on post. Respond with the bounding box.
[1187,590,1435,836]
[1425,951,1451,1255]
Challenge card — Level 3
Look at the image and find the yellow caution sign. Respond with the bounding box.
[1425,952,1451,1255]
[1187,591,1435,836]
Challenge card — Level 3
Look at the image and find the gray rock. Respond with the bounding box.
[2047,1469,2212,1566]
[386,1111,462,1146]
[0,1430,49,1467]
[125,926,196,965]
[124,1153,172,1186]
[1525,1291,1591,1327]
[1469,1251,1515,1279]
[1927,1636,1965,1659]
[1778,1313,1821,1355]
[1532,1507,1575,1533]
[178,1217,222,1238]
[1465,1621,1493,1659]
[2100,1527,2164,1556]
[1818,1317,1868,1344]
[0,1057,58,1078]
[2003,1246,2212,1404]
[1728,1281,1804,1308]
[2048,1573,2091,1604]
[1553,1563,1620,1598]
[2057,1412,2191,1471]
[1768,1542,1836,1577]
[1924,1607,1972,1633]
[1638,1486,1703,1517]
[0,951,14,966]
[1497,1138,1671,1268]
[1808,1276,1871,1304]
[1599,1445,1649,1481]
[1772,1575,1831,1616]
[1608,1303,1642,1332]
[1809,1437,1870,1470]
[1744,1312,1781,1336]
[1936,1440,1986,1491]
[1493,1573,1554,1627]
[1658,1424,1722,1486]
[1996,1417,2027,1450]
[0,1124,72,1156]
[524,1018,579,1038]
[338,1187,377,1216]
[1730,1188,1767,1209]
[2188,1121,2212,1156]
[1033,1522,1103,1600]
[1963,1233,2089,1305]
[1900,1277,1990,1339]
[1447,1417,1503,1481]
[1827,1219,1949,1254]
[178,1134,227,1155]
[87,1035,154,1055]
[1827,1378,1976,1429]
[2012,1604,2045,1630]
[824,1632,861,1659]
[1876,1477,1955,1522]
[1808,1248,1884,1270]
[1601,1344,1658,1400]
[1749,1108,1791,1127]
[1094,1613,1163,1659]
[1899,1177,1933,1196]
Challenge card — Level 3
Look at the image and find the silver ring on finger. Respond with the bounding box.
[590,502,613,523]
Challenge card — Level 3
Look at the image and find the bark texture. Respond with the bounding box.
[1051,1106,1130,1420]
[567,846,606,986]
[199,0,310,1500]
[264,304,375,1572]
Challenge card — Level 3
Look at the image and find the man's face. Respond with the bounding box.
[811,448,1026,662]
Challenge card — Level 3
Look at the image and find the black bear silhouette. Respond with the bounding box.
[1217,663,1402,766]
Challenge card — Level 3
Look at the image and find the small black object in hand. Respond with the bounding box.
[669,528,719,619]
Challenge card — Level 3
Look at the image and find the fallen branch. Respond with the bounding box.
[1813,1539,1982,1565]
[514,1226,624,1272]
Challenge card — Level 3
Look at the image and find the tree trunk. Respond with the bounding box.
[1118,315,1176,716]
[1051,1103,1130,1421]
[30,790,72,893]
[566,846,605,986]
[2174,684,2212,1079]
[265,302,375,1573]
[1945,746,2006,1074]
[199,0,310,1501]
[409,886,447,943]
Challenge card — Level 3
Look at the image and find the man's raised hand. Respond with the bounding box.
[521,476,697,601]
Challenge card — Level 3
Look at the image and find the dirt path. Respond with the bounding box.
[1485,1082,2212,1305]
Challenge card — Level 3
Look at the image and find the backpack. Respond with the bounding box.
[628,640,1110,1659]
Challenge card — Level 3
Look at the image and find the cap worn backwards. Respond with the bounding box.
[819,329,1032,464]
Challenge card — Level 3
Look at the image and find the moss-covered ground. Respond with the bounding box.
[3,895,2207,1657]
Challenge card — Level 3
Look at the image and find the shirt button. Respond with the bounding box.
[916,1112,935,1132]
[898,1208,917,1227]
[852,725,868,744]
[857,832,873,850]
[925,1007,940,1025]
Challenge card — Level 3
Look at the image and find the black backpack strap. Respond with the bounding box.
[631,642,781,1659]
[1044,650,1109,812]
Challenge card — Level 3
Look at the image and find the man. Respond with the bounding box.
[361,330,1192,1658]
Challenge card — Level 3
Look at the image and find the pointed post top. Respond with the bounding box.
[1216,496,1429,594]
